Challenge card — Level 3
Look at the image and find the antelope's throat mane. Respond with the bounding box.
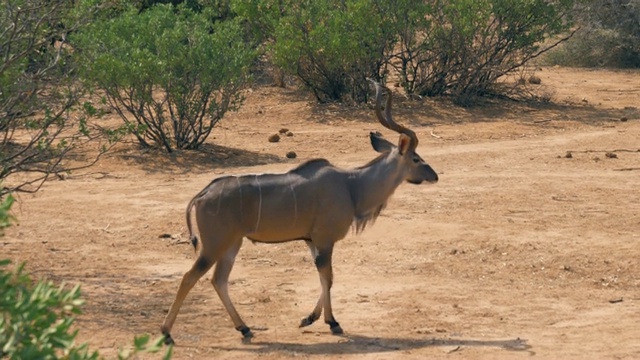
[352,202,387,234]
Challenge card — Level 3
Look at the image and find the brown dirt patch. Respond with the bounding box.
[4,67,640,359]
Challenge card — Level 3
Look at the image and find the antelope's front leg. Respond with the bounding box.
[300,242,343,334]
[300,241,323,327]
[317,246,343,334]
[299,295,323,328]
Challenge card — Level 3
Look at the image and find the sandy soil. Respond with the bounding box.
[3,67,640,359]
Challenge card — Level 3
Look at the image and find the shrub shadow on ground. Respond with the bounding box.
[109,142,286,175]
[303,90,638,128]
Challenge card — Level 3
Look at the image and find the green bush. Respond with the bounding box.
[0,259,172,359]
[0,189,170,359]
[236,0,392,103]
[543,0,640,68]
[0,194,14,237]
[74,4,256,152]
[387,0,575,101]
[0,0,120,197]
[0,260,97,359]
[235,0,575,104]
[541,28,628,67]
[231,0,282,44]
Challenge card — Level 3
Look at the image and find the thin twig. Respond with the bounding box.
[613,168,640,172]
[567,149,639,153]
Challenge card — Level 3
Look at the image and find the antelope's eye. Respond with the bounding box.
[412,156,420,163]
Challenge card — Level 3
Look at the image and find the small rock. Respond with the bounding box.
[268,133,280,143]
[159,233,172,239]
[528,75,541,84]
[605,152,617,159]
[609,298,623,304]
[620,117,628,122]
[564,151,573,158]
[278,128,289,134]
[286,131,294,137]
[286,151,297,159]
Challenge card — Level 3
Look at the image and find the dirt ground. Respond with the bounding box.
[4,67,640,359]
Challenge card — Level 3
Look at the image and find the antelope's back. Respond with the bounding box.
[198,159,349,242]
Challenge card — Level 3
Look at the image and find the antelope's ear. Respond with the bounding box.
[370,131,395,153]
[398,133,412,155]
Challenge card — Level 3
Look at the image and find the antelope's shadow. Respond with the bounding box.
[204,333,532,356]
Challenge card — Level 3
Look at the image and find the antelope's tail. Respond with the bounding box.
[186,196,199,254]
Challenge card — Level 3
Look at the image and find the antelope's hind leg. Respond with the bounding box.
[211,239,253,338]
[161,255,214,345]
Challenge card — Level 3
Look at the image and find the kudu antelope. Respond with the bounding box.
[160,81,438,344]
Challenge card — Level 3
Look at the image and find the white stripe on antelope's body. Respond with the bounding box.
[160,80,439,345]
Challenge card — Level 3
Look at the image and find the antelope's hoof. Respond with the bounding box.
[327,320,343,335]
[330,325,344,335]
[299,314,319,328]
[237,326,254,339]
[163,333,174,345]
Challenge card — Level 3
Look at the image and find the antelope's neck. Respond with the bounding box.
[349,155,404,216]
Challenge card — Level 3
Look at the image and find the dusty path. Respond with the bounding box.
[3,67,640,359]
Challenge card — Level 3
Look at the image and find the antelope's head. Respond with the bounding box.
[368,80,438,185]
